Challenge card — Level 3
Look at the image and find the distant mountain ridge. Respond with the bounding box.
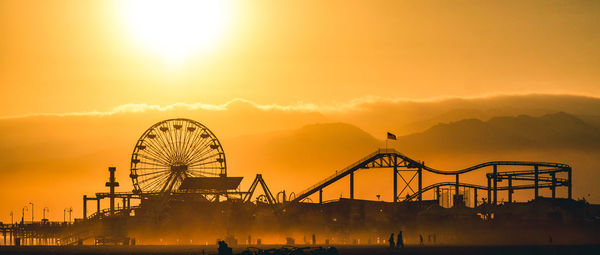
[228,112,600,167]
[395,112,600,154]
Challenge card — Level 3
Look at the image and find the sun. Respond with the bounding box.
[120,0,233,62]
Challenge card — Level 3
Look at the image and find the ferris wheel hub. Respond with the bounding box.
[171,165,188,173]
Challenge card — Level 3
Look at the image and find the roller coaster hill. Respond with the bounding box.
[2,118,599,246]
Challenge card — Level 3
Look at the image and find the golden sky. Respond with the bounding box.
[1,0,599,117]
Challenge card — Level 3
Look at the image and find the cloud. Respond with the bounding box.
[1,92,599,120]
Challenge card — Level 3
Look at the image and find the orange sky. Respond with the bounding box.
[1,0,599,117]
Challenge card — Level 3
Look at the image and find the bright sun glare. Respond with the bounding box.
[121,0,232,62]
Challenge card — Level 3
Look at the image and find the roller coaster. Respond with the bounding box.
[291,149,571,207]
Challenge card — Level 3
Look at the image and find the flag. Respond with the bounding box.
[387,132,397,140]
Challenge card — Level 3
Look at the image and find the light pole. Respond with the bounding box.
[68,207,73,223]
[10,211,13,225]
[63,208,66,223]
[28,202,34,222]
[43,207,49,220]
[21,206,28,224]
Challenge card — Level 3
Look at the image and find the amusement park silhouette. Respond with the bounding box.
[2,0,600,254]
[1,118,599,255]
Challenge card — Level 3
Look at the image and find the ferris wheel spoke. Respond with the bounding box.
[184,141,215,164]
[192,142,214,160]
[138,150,170,166]
[145,174,171,191]
[186,148,221,166]
[164,122,183,162]
[136,169,170,176]
[139,171,170,184]
[186,154,217,167]
[144,135,174,163]
[189,166,223,170]
[142,142,172,164]
[185,128,212,154]
[188,169,221,176]
[139,145,168,163]
[163,124,179,162]
[138,154,170,167]
[154,127,177,162]
[136,169,171,176]
[182,133,211,163]
[143,174,170,190]
[181,121,197,163]
[138,160,170,169]
[175,120,189,162]
[169,121,181,163]
[180,121,196,161]
[188,158,220,168]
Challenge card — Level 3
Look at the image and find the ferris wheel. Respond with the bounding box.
[130,118,227,194]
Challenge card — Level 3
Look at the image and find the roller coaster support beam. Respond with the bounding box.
[319,189,323,204]
[568,167,572,199]
[474,188,478,207]
[393,156,398,203]
[551,172,556,199]
[418,166,422,201]
[350,172,354,200]
[508,176,513,203]
[455,174,459,196]
[487,177,491,204]
[534,165,539,199]
[493,165,498,205]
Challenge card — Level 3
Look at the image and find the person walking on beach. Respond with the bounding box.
[397,231,404,248]
[388,233,395,249]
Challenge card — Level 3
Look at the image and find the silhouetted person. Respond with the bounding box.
[388,233,395,249]
[397,231,404,248]
[218,240,232,255]
[312,233,316,245]
[549,235,553,244]
[419,234,423,245]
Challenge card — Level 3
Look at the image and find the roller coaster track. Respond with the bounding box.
[291,149,571,203]
[402,181,567,202]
